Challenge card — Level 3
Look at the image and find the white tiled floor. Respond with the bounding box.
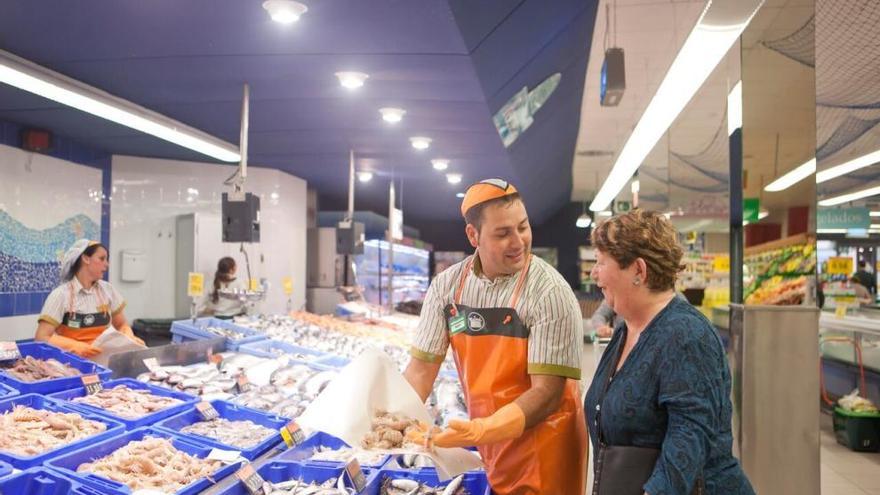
[579,341,880,494]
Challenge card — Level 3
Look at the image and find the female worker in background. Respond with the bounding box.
[36,239,143,358]
[201,256,246,319]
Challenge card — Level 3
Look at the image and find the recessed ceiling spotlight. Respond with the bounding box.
[446,173,462,184]
[379,107,406,124]
[456,192,465,198]
[357,171,373,183]
[262,0,308,24]
[335,71,369,90]
[431,159,449,171]
[410,136,431,150]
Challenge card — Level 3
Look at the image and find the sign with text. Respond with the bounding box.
[743,198,760,223]
[818,207,870,230]
[827,257,854,275]
[187,272,205,298]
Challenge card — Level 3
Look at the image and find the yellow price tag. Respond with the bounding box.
[249,278,258,291]
[835,303,848,319]
[713,256,730,273]
[282,277,293,296]
[187,272,204,298]
[827,257,853,275]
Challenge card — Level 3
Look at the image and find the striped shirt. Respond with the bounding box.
[38,278,126,328]
[411,254,582,379]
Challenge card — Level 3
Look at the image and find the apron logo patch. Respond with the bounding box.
[83,314,95,326]
[467,312,486,331]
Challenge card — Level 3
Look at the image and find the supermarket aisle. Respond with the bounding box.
[579,341,880,494]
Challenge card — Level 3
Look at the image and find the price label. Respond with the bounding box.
[713,255,730,273]
[82,374,103,395]
[206,348,223,365]
[0,342,21,361]
[836,303,848,319]
[827,257,853,275]
[188,272,205,298]
[282,277,293,296]
[249,278,259,292]
[236,374,251,393]
[345,458,367,492]
[196,401,220,421]
[143,357,161,373]
[235,463,266,495]
[280,420,305,448]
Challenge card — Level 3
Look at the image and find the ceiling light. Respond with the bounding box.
[446,173,462,184]
[357,171,373,183]
[598,210,613,217]
[335,71,369,90]
[576,214,592,229]
[431,159,449,171]
[410,136,432,150]
[456,192,465,198]
[819,185,880,207]
[727,80,742,136]
[262,0,308,24]
[379,107,405,124]
[0,49,239,162]
[758,209,769,220]
[631,177,640,194]
[817,228,847,234]
[870,211,880,217]
[817,148,880,183]
[764,158,816,192]
[590,0,764,212]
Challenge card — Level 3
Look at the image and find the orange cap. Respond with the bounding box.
[460,178,519,217]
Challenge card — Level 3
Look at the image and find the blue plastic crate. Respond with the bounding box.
[238,339,325,361]
[154,400,286,460]
[0,394,125,469]
[0,342,112,395]
[375,468,492,495]
[46,426,242,495]
[0,459,11,480]
[315,354,351,369]
[48,378,197,429]
[0,381,19,399]
[215,460,376,495]
[170,317,265,350]
[0,467,107,495]
[277,431,390,468]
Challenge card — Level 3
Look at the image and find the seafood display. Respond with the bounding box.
[76,437,221,492]
[361,411,420,450]
[71,385,182,419]
[380,475,467,495]
[179,418,278,449]
[427,375,469,427]
[310,446,388,466]
[230,364,338,418]
[201,325,251,341]
[258,477,354,495]
[1,356,80,382]
[0,405,106,456]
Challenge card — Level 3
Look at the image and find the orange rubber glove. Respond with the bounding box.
[118,325,145,346]
[48,334,102,358]
[431,402,526,449]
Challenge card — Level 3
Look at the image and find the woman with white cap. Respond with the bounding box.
[35,239,144,358]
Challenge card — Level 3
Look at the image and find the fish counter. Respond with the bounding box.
[0,312,483,495]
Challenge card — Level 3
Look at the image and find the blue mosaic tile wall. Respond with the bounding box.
[0,120,111,317]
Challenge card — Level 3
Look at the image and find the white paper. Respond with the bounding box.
[92,327,147,366]
[207,448,245,464]
[297,348,483,480]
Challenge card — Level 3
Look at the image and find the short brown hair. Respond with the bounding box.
[464,193,522,231]
[590,209,684,291]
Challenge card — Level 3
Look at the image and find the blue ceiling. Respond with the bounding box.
[0,0,597,227]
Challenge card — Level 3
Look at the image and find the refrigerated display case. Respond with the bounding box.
[354,240,430,307]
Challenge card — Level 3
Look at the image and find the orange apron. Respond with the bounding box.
[56,281,112,344]
[444,255,587,495]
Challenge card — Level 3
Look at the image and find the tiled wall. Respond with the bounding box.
[0,121,111,318]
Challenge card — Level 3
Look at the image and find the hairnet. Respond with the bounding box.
[60,239,97,282]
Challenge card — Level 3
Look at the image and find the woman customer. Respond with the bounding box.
[584,210,753,494]
[202,256,246,319]
[36,239,143,358]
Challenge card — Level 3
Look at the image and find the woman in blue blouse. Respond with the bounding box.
[584,210,754,495]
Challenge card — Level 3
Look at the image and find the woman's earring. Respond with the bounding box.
[633,277,641,286]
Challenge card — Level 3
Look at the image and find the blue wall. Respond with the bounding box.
[0,121,111,317]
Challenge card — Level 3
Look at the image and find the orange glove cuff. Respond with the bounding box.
[434,402,526,448]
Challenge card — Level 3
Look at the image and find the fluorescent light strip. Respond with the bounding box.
[0,50,240,162]
[817,148,880,183]
[870,211,880,217]
[590,0,763,212]
[818,185,880,206]
[817,229,847,234]
[764,158,817,192]
[727,80,742,136]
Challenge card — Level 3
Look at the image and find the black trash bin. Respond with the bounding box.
[130,318,175,347]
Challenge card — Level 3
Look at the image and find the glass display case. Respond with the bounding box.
[354,239,430,307]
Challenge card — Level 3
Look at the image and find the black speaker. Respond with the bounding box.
[222,192,261,243]
[600,48,626,107]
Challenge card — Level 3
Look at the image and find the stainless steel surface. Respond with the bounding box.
[107,338,225,379]
[734,305,820,495]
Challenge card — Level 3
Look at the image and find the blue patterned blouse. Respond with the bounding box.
[584,297,754,495]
